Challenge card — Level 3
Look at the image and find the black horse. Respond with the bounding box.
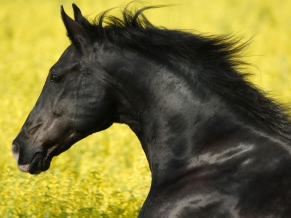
[12,4,291,217]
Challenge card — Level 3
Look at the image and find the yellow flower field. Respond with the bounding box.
[1,0,290,217]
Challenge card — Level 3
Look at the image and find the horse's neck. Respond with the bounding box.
[97,46,258,185]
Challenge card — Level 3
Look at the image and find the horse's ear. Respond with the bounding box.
[60,5,91,52]
[72,4,91,27]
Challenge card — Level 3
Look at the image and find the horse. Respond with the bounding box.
[12,3,291,217]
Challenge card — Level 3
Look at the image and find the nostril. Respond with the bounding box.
[29,123,42,136]
[12,144,20,161]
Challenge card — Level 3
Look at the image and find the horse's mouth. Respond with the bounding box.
[26,152,48,174]
[14,144,59,175]
[13,132,82,174]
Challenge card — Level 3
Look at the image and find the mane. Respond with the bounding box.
[80,3,291,140]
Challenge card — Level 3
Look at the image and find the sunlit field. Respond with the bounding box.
[1,0,291,217]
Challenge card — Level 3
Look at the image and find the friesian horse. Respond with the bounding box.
[12,4,291,217]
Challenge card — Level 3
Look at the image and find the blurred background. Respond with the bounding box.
[1,0,290,217]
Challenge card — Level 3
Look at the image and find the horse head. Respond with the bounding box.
[12,5,116,174]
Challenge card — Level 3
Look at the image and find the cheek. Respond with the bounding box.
[71,88,114,133]
[73,109,107,134]
[65,71,115,133]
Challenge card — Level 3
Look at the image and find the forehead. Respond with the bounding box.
[52,45,81,69]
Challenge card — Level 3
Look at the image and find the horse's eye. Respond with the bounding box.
[50,74,62,84]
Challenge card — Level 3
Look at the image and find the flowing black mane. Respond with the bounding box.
[78,4,291,139]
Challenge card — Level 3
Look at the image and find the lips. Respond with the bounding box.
[27,152,45,174]
[12,131,82,174]
[12,143,59,174]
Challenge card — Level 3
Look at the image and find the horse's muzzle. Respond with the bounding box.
[12,144,30,172]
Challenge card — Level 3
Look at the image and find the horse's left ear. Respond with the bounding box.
[72,4,91,27]
[61,5,91,52]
